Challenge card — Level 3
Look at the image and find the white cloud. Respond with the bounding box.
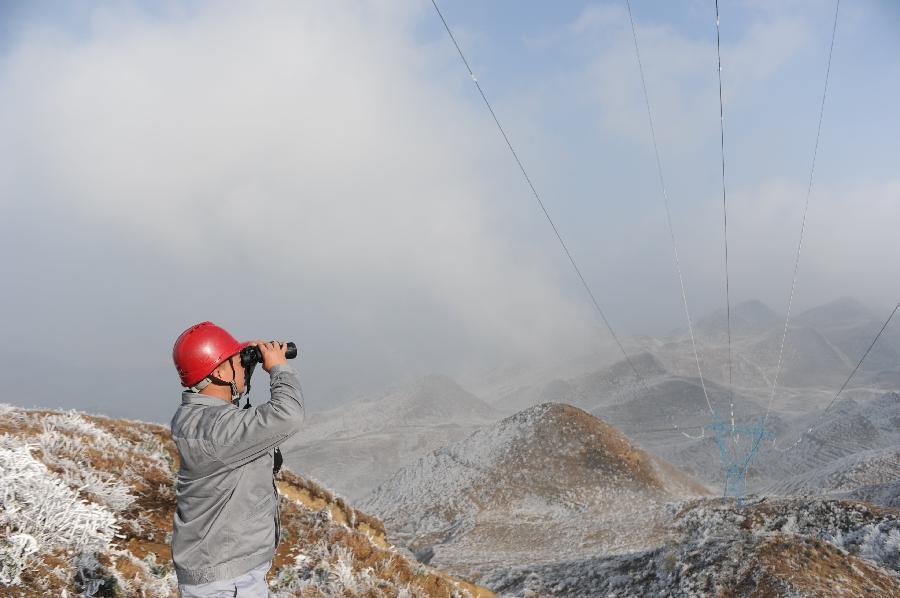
[0,1,599,410]
[557,3,810,151]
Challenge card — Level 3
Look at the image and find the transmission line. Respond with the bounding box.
[763,0,842,428]
[714,0,736,432]
[429,0,650,396]
[624,0,717,420]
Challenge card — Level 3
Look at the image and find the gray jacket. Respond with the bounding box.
[170,364,304,585]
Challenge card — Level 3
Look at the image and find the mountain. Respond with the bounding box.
[749,325,852,388]
[489,352,668,416]
[460,296,898,441]
[840,480,900,508]
[793,296,876,328]
[793,298,900,376]
[595,375,764,431]
[361,403,708,579]
[758,392,900,489]
[481,497,900,596]
[282,374,499,500]
[657,297,900,392]
[764,446,900,499]
[0,403,492,597]
[695,299,780,337]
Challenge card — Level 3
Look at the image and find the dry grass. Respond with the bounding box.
[754,533,899,597]
[493,403,708,505]
[272,476,494,596]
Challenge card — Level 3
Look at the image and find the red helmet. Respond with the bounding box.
[173,322,251,387]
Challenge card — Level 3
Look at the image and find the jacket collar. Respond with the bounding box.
[181,391,234,407]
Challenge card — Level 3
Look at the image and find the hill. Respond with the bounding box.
[282,374,498,500]
[0,403,492,597]
[764,446,900,500]
[483,497,900,596]
[695,299,780,337]
[758,392,900,491]
[360,403,708,579]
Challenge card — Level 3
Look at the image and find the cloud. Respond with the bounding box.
[557,3,810,151]
[484,0,899,335]
[0,1,598,418]
[670,176,900,319]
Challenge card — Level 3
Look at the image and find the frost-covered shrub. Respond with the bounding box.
[38,427,88,460]
[41,411,161,467]
[34,428,136,512]
[70,468,136,512]
[835,520,900,571]
[0,444,119,584]
[0,533,38,585]
[271,541,411,597]
[73,550,117,597]
[43,411,117,444]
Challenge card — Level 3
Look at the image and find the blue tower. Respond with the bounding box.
[705,417,774,505]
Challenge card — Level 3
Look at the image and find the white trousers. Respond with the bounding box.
[179,561,271,597]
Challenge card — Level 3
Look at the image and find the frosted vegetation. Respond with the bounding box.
[0,444,119,584]
[0,406,178,594]
[482,498,900,596]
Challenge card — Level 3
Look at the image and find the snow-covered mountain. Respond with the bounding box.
[794,297,900,378]
[695,298,781,337]
[792,296,876,328]
[758,392,900,493]
[765,446,900,498]
[361,403,709,579]
[282,374,498,500]
[656,297,899,392]
[282,297,899,508]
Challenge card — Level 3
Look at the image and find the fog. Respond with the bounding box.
[1,1,897,422]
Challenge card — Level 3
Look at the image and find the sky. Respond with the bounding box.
[1,0,898,423]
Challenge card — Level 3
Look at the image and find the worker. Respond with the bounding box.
[170,321,304,597]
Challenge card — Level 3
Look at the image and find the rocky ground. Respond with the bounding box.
[482,497,900,597]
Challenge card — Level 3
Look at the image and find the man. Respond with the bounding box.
[170,321,304,597]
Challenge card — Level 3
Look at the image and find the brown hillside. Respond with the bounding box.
[493,403,709,501]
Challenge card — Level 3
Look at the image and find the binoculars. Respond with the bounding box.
[240,342,298,368]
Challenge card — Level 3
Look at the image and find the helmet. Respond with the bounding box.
[173,322,251,387]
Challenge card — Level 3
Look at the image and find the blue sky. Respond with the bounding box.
[1,1,898,421]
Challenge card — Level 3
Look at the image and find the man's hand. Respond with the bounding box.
[253,340,288,373]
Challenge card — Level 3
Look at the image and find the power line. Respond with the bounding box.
[429,0,650,396]
[764,0,842,428]
[714,0,736,432]
[624,0,717,420]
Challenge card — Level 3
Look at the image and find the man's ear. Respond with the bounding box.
[211,359,231,381]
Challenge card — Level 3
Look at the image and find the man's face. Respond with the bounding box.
[233,354,248,392]
[219,354,246,392]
